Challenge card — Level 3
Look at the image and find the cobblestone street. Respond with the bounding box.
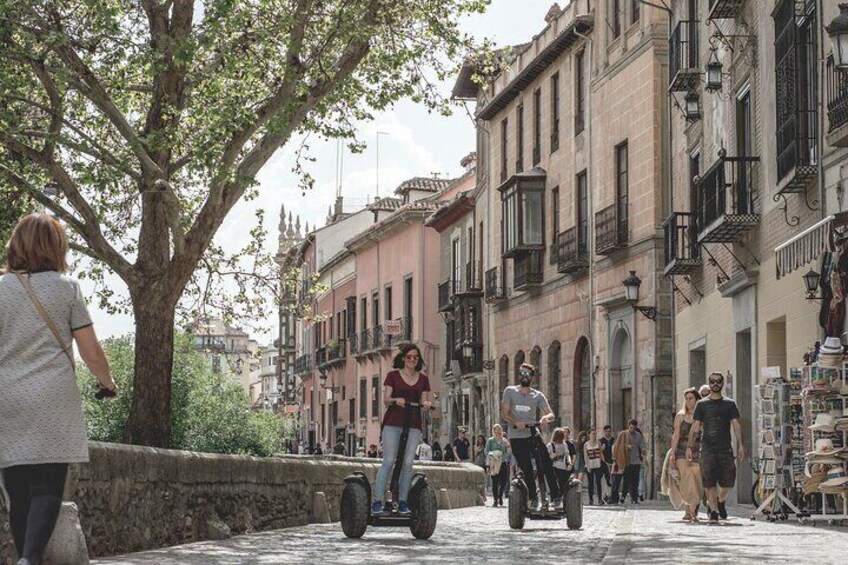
[94,502,848,564]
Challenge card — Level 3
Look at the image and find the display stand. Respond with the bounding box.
[798,364,848,525]
[753,372,801,520]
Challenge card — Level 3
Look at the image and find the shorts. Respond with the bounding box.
[700,451,736,488]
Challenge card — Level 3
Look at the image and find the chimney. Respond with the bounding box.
[544,3,561,23]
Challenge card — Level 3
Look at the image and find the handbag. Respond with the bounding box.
[15,273,75,369]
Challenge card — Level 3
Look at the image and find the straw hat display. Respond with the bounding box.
[817,337,844,368]
[819,466,848,493]
[809,414,838,433]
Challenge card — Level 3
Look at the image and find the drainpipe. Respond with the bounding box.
[574,25,596,428]
[817,0,826,218]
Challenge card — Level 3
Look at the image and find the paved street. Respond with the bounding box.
[94,502,848,564]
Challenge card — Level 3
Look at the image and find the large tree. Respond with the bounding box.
[0,0,489,447]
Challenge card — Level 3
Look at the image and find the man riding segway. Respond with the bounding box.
[501,362,583,530]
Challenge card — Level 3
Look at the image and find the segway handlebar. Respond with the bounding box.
[390,400,434,410]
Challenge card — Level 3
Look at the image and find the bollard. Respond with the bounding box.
[310,491,331,524]
[43,502,89,565]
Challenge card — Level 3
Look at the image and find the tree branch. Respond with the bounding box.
[0,162,85,234]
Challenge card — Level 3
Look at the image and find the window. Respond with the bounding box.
[347,297,356,338]
[360,297,366,332]
[577,171,588,252]
[371,375,380,417]
[550,187,560,264]
[736,90,753,214]
[516,105,524,173]
[689,151,700,222]
[575,50,586,135]
[500,172,545,257]
[631,0,639,24]
[452,237,461,290]
[403,277,412,321]
[500,118,508,182]
[533,88,541,165]
[611,0,622,39]
[615,142,629,229]
[384,285,392,321]
[551,73,560,152]
[371,292,379,328]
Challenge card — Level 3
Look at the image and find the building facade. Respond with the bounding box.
[665,0,848,504]
[454,0,675,496]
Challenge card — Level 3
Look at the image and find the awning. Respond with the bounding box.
[775,212,848,279]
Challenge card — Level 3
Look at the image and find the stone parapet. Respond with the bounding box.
[0,442,484,562]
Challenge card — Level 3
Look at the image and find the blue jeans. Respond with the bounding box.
[375,425,422,503]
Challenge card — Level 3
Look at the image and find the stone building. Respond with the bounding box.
[452,0,675,496]
[665,0,848,505]
[190,318,261,394]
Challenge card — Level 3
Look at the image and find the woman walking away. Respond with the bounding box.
[548,428,573,499]
[574,430,589,483]
[372,344,431,516]
[0,214,118,565]
[583,429,604,505]
[473,434,488,503]
[485,424,511,506]
[669,387,704,522]
[611,430,630,504]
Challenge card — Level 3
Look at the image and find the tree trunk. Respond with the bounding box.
[122,290,176,447]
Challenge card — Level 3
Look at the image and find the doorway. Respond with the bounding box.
[689,344,706,389]
[610,327,633,432]
[736,329,753,504]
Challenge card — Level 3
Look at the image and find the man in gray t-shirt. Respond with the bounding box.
[501,363,560,509]
[623,419,645,504]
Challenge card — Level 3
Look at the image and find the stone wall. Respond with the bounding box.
[0,442,484,562]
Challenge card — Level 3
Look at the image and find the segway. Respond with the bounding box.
[340,402,438,539]
[507,423,583,530]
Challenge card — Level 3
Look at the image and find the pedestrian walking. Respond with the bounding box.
[611,430,630,504]
[574,430,589,483]
[333,440,346,455]
[473,434,487,468]
[667,387,704,522]
[548,427,572,500]
[367,444,379,458]
[583,429,604,505]
[371,343,431,516]
[452,427,471,462]
[442,444,455,462]
[563,427,578,478]
[0,214,118,565]
[431,440,443,462]
[599,425,614,502]
[416,438,433,461]
[501,363,561,511]
[623,419,645,504]
[315,443,324,455]
[485,424,511,507]
[688,371,746,524]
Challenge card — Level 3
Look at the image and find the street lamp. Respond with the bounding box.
[827,4,848,70]
[318,370,340,393]
[462,342,474,360]
[622,270,658,321]
[705,48,723,93]
[684,92,701,122]
[803,269,821,300]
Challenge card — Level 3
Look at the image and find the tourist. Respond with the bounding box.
[333,440,346,455]
[688,371,746,524]
[583,429,604,505]
[372,343,431,516]
[367,443,379,458]
[416,438,433,461]
[611,430,630,504]
[669,387,704,522]
[452,427,471,462]
[548,427,572,501]
[0,214,118,565]
[431,440,443,462]
[624,419,645,504]
[574,429,589,483]
[599,425,614,501]
[485,424,511,507]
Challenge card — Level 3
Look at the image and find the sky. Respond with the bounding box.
[83,0,561,341]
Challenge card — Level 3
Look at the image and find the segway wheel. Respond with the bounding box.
[340,481,369,538]
[409,485,438,539]
[508,485,527,530]
[564,485,583,530]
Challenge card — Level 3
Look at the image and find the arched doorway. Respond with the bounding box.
[514,350,525,381]
[609,327,633,432]
[573,337,591,432]
[547,341,561,425]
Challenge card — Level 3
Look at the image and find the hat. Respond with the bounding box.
[809,413,837,432]
[821,337,843,354]
[806,438,837,458]
[818,353,843,368]
[820,466,848,488]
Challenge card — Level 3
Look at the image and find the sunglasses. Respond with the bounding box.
[519,370,533,377]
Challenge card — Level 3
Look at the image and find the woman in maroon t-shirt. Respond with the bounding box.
[372,343,431,516]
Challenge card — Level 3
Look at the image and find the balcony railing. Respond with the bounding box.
[317,339,347,369]
[663,212,701,276]
[669,20,700,92]
[595,204,628,255]
[384,316,413,349]
[373,325,384,351]
[294,353,312,375]
[456,261,483,296]
[556,227,588,274]
[485,266,506,303]
[349,333,359,355]
[513,250,544,291]
[438,280,453,312]
[356,328,372,355]
[827,55,848,143]
[697,153,760,244]
[707,0,745,21]
[315,345,327,367]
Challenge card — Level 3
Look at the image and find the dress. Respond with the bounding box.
[673,417,703,507]
[0,272,92,468]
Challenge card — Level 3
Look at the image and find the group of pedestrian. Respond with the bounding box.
[663,371,745,525]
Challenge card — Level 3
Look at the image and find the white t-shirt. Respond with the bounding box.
[548,442,571,470]
[416,442,433,461]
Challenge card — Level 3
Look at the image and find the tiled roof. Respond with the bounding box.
[367,197,404,212]
[394,177,454,195]
[346,198,445,250]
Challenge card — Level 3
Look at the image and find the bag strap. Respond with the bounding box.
[15,273,75,369]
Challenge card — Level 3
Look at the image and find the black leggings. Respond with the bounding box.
[3,463,68,565]
[587,467,604,501]
[491,463,509,501]
[511,437,560,501]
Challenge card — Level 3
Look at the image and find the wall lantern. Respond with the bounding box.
[803,269,822,300]
[705,48,723,92]
[318,370,340,393]
[684,92,701,122]
[622,270,658,321]
[827,4,848,70]
[462,342,474,360]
